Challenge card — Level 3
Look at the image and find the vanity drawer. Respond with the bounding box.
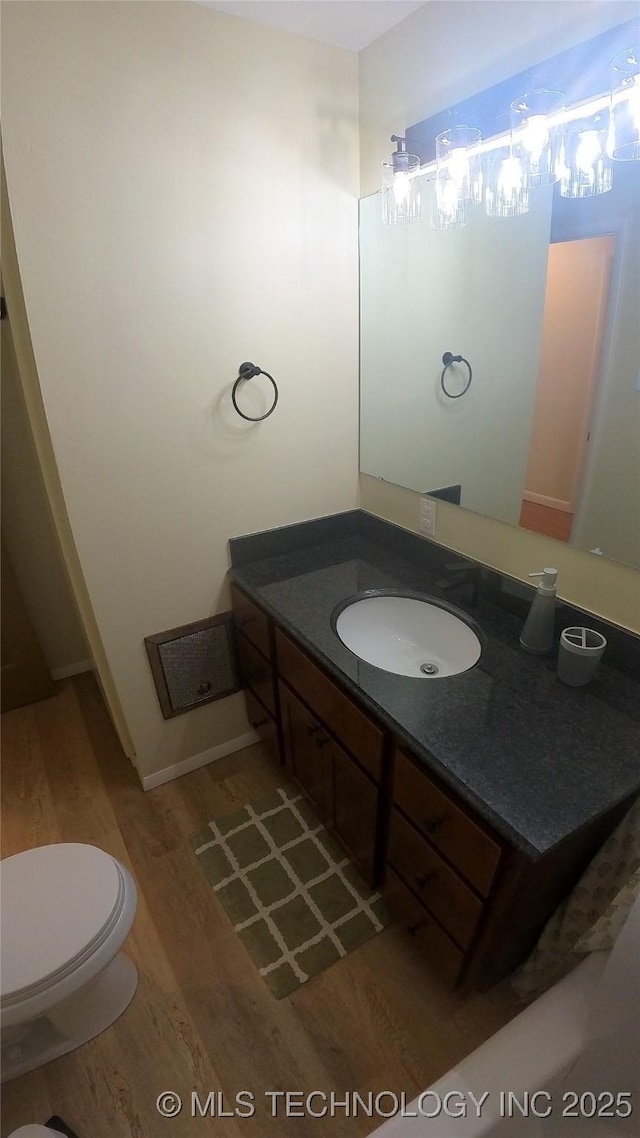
[236,630,276,717]
[276,630,383,782]
[389,809,482,950]
[231,584,271,661]
[394,748,501,897]
[384,869,464,987]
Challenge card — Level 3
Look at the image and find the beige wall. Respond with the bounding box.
[359,0,640,632]
[2,165,136,759]
[1,317,89,673]
[2,1,360,777]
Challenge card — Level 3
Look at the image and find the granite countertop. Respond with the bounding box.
[229,522,640,860]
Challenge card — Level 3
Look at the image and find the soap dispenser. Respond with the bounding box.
[519,568,557,655]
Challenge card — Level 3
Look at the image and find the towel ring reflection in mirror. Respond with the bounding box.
[441,352,473,399]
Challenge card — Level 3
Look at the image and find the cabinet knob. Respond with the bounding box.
[421,814,446,836]
[415,871,437,889]
[251,717,268,729]
[315,736,329,749]
[197,680,212,696]
[306,724,322,737]
[407,920,427,937]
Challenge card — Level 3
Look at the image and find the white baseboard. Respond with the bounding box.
[522,491,572,512]
[141,730,260,791]
[50,658,94,681]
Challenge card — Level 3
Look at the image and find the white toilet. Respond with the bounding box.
[1,843,138,1082]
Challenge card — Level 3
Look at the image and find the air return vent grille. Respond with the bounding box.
[145,614,240,719]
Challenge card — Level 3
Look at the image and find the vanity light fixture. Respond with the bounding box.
[557,108,613,197]
[510,89,564,187]
[485,145,529,217]
[434,126,482,229]
[382,135,421,225]
[610,44,640,160]
[384,48,640,228]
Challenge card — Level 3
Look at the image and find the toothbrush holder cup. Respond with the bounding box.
[557,627,607,687]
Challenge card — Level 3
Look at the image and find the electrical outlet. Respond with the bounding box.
[419,496,437,537]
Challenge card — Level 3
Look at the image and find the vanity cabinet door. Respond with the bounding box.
[276,629,383,782]
[330,743,378,887]
[279,682,329,822]
[245,689,279,767]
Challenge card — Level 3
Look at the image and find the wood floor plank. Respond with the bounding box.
[1,700,61,856]
[1,676,520,1137]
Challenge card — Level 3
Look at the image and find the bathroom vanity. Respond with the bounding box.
[229,511,640,990]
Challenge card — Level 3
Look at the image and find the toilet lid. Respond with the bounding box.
[0,843,124,1000]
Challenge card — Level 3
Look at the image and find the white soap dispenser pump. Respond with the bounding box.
[519,568,558,655]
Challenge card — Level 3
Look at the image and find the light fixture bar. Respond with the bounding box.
[405,88,630,182]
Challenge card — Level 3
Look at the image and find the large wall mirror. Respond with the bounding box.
[359,22,640,571]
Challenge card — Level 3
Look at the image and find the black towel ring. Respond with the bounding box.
[440,352,472,399]
[232,361,279,422]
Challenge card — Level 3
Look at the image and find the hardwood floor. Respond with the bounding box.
[1,675,520,1137]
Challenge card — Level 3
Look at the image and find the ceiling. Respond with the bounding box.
[199,1,427,52]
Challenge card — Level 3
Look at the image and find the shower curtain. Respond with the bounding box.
[513,794,640,1002]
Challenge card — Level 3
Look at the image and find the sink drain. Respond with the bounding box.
[420,662,440,676]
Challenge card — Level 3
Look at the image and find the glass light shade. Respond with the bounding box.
[382,146,421,225]
[558,110,613,197]
[431,178,467,230]
[485,147,529,217]
[511,89,564,187]
[435,126,482,229]
[610,45,640,160]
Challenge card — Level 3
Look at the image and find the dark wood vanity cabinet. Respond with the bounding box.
[231,583,622,990]
[278,680,379,884]
[231,584,272,659]
[230,584,280,765]
[278,682,329,821]
[384,869,464,988]
[385,747,505,985]
[331,741,379,884]
[392,748,502,897]
[232,584,381,888]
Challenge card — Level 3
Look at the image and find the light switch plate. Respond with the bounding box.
[420,496,437,537]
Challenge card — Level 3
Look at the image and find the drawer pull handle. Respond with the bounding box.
[415,871,437,889]
[421,814,446,836]
[407,920,427,937]
[197,681,212,696]
[251,717,268,729]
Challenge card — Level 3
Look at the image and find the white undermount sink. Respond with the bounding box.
[334,593,482,679]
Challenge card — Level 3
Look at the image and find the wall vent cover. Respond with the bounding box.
[145,613,239,719]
